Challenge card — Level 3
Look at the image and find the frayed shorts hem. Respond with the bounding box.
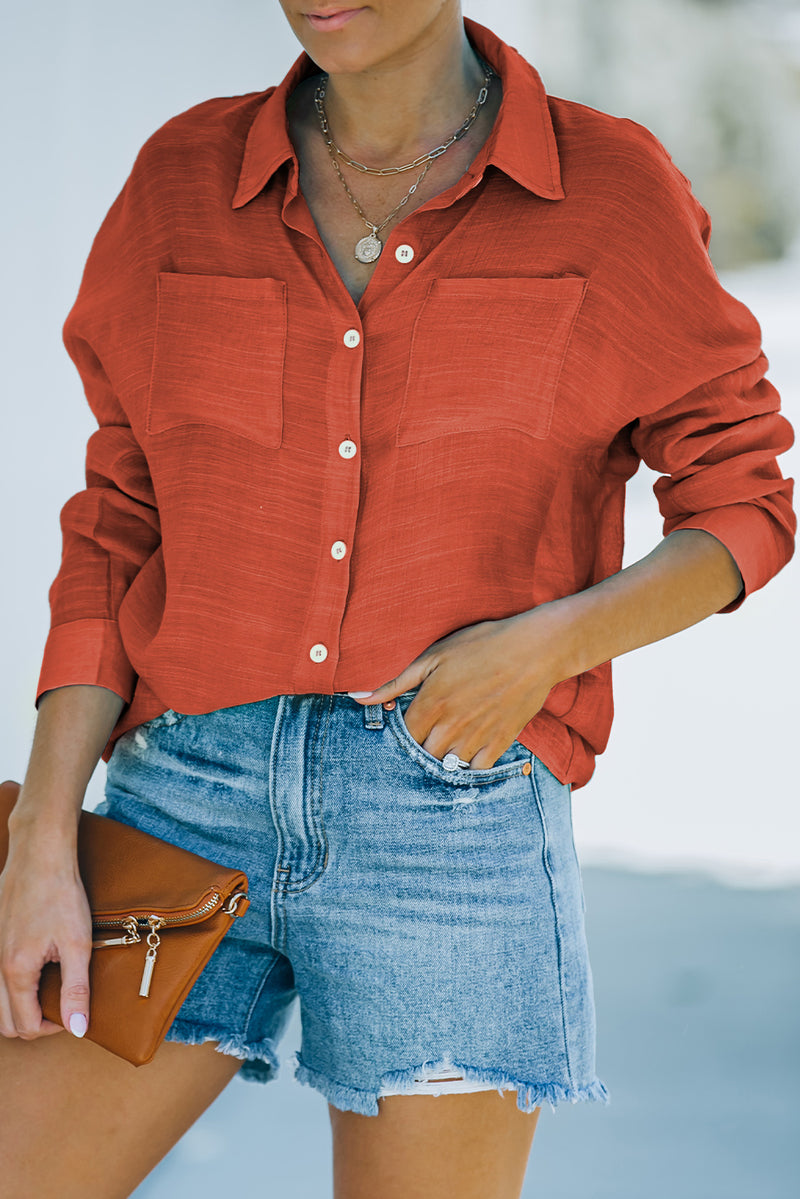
[163,1016,280,1083]
[163,1020,610,1114]
[291,1052,610,1117]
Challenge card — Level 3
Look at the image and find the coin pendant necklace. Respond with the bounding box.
[313,62,494,265]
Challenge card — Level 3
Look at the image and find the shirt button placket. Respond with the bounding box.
[309,323,362,679]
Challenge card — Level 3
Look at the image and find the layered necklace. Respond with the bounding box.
[313,61,494,264]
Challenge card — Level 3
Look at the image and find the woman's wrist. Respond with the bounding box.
[7,788,83,850]
[507,600,585,691]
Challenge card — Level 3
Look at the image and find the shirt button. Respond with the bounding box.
[395,244,415,263]
[343,328,361,348]
[338,439,357,459]
[331,541,347,560]
[309,643,328,663]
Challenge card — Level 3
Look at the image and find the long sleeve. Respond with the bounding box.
[630,349,794,609]
[584,117,796,608]
[36,174,163,707]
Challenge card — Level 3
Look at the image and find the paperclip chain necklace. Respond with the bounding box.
[313,61,494,264]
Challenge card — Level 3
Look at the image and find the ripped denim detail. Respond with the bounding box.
[291,1051,610,1117]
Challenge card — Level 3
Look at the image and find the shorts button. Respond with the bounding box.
[522,761,532,775]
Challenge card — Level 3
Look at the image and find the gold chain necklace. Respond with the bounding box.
[313,62,494,264]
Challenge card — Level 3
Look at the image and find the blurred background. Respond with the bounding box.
[1,1,798,1195]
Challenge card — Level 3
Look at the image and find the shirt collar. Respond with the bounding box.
[231,17,564,210]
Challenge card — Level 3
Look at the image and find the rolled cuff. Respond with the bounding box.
[35,618,137,708]
[666,501,795,614]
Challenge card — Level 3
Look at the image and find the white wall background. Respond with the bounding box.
[471,0,800,266]
[2,1,797,884]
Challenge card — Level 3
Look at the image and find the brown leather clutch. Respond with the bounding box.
[0,779,249,1067]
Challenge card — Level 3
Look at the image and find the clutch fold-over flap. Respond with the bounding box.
[0,781,248,918]
[75,808,247,916]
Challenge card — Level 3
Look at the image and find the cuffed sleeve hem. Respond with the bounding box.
[665,502,795,614]
[35,619,137,708]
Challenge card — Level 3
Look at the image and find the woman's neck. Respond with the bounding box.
[320,28,488,169]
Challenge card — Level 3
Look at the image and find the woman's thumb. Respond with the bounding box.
[60,958,91,1037]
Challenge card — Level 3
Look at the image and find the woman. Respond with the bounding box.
[0,3,794,1197]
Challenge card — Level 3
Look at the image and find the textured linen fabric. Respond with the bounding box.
[36,18,795,789]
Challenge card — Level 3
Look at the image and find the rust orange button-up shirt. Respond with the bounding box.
[37,18,795,788]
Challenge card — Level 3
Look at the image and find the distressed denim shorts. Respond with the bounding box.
[95,689,608,1116]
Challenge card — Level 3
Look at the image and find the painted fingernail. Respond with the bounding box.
[69,1013,87,1038]
[347,691,373,699]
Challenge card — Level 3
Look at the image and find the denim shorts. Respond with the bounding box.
[95,689,608,1116]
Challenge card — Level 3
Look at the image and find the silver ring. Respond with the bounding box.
[442,752,471,771]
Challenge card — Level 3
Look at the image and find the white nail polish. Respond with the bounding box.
[348,691,373,699]
[69,1012,87,1038]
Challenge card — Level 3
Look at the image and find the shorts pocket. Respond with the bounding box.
[146,273,287,448]
[396,275,587,446]
[386,698,532,789]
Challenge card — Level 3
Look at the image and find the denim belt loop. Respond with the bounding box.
[362,703,385,730]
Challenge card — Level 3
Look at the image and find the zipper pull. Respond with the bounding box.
[138,916,165,998]
[222,891,249,917]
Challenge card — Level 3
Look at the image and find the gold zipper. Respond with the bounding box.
[90,890,248,997]
[91,891,223,936]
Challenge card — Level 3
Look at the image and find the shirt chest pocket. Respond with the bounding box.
[146,273,287,448]
[396,276,587,446]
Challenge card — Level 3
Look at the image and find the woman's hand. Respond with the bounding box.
[349,531,746,770]
[0,822,92,1041]
[0,684,125,1042]
[349,611,560,770]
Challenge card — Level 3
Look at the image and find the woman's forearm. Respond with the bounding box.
[9,685,126,847]
[327,529,746,767]
[529,528,744,686]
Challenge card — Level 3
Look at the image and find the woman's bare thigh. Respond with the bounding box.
[0,1030,242,1199]
[330,1090,540,1199]
[1,1031,541,1199]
